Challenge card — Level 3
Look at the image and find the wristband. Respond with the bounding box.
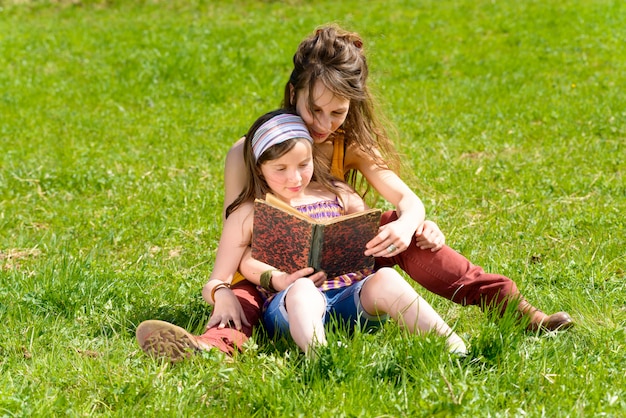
[260,269,278,292]
[210,282,231,303]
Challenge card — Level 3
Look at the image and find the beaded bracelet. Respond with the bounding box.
[210,282,231,303]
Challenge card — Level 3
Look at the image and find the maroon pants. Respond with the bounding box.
[375,211,519,310]
[202,210,519,354]
[198,280,263,355]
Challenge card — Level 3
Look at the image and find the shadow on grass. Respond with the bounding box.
[124,293,213,337]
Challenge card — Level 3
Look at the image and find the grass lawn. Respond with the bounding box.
[1,0,624,416]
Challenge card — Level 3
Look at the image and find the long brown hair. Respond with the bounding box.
[226,109,348,218]
[282,24,402,190]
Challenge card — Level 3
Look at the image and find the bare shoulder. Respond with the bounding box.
[335,182,367,213]
[228,200,254,220]
[343,141,384,171]
[224,200,255,237]
[225,137,245,165]
[224,137,248,213]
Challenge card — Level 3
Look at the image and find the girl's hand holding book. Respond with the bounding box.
[271,267,327,292]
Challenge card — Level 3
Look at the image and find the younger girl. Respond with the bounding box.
[233,110,466,355]
[138,110,466,360]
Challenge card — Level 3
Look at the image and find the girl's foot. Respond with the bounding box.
[446,336,468,356]
[136,320,212,363]
[518,300,574,332]
[527,311,574,332]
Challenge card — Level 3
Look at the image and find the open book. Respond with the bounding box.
[252,193,382,278]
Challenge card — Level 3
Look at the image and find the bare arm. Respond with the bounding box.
[346,145,426,257]
[239,247,327,291]
[201,202,257,330]
[201,202,254,305]
[202,137,252,330]
[337,184,368,214]
[223,137,246,220]
[199,135,254,330]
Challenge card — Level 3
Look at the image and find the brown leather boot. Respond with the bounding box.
[517,299,574,332]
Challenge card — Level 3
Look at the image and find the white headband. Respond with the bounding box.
[251,114,313,161]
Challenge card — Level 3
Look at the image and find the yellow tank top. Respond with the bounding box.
[232,271,246,285]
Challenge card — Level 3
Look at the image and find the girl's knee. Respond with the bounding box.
[291,277,318,292]
[367,267,404,287]
[362,268,418,304]
[286,278,323,305]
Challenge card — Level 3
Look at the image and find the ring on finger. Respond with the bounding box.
[387,244,397,253]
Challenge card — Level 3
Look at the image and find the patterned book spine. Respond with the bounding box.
[308,224,324,271]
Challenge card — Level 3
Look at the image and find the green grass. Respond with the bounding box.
[1,0,625,416]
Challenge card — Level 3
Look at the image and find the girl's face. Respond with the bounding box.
[295,81,350,144]
[260,139,314,202]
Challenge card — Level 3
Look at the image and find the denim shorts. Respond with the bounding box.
[263,275,388,338]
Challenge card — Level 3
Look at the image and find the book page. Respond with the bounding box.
[264,193,380,225]
[264,193,312,222]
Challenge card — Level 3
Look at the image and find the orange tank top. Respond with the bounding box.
[331,133,346,179]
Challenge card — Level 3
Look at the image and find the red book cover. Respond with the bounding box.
[252,199,315,274]
[252,196,381,278]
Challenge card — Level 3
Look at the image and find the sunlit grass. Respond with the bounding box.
[1,0,625,416]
